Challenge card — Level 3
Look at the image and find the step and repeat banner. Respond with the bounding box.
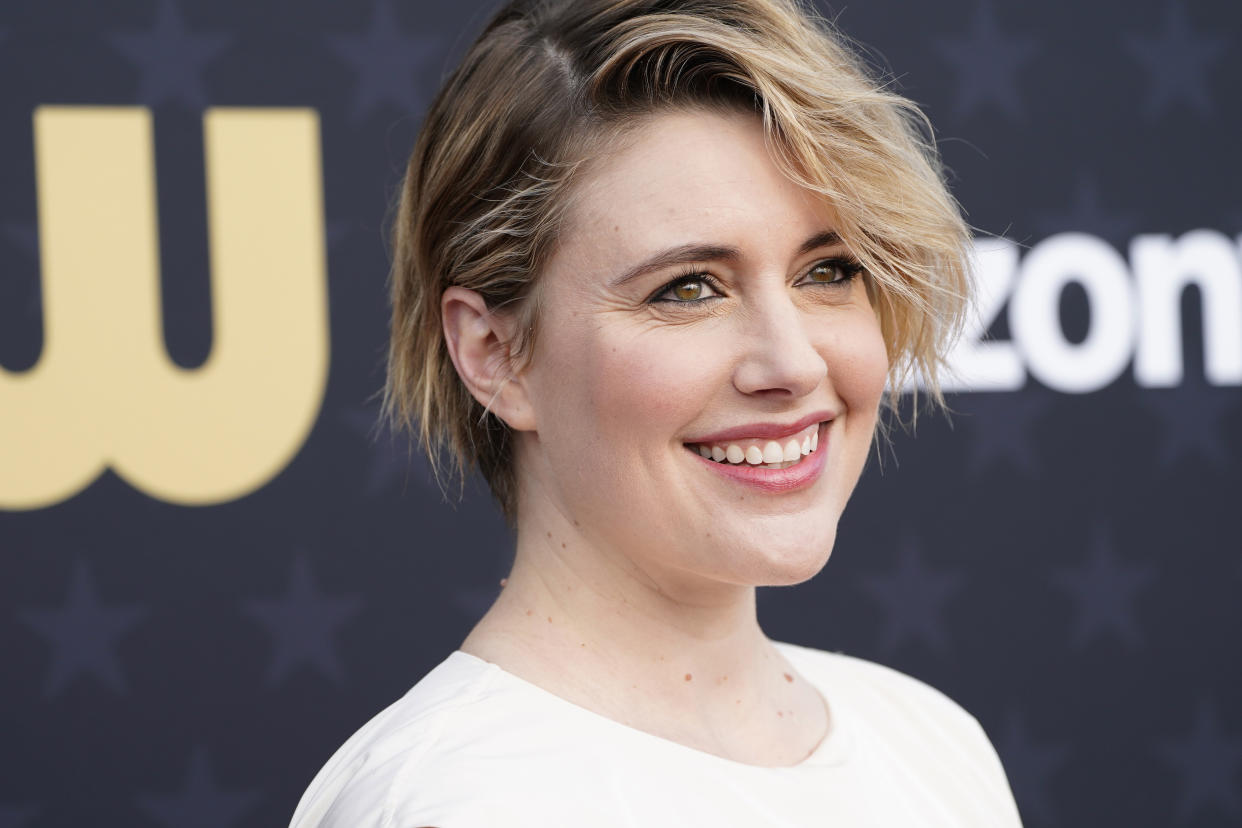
[2,1,1239,826]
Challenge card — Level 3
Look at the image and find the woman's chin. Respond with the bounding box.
[727,520,840,587]
[759,548,835,586]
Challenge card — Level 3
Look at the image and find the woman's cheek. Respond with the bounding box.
[589,324,728,415]
[835,314,890,407]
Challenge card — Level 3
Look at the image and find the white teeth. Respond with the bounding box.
[762,441,783,463]
[691,422,824,466]
[783,439,801,462]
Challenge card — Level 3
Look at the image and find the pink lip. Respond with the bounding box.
[683,410,833,445]
[687,421,829,494]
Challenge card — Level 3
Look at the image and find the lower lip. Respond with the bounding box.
[685,422,829,493]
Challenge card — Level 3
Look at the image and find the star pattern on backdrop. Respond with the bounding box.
[17,561,146,697]
[993,709,1069,826]
[136,747,258,828]
[859,536,965,653]
[956,391,1050,477]
[340,405,433,496]
[1158,698,1242,823]
[1033,173,1143,246]
[106,0,231,111]
[243,557,363,686]
[1,3,1239,827]
[932,2,1037,121]
[326,0,442,123]
[1050,525,1154,651]
[1,222,41,319]
[1123,4,1228,119]
[1144,383,1239,470]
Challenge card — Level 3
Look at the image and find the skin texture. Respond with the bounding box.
[443,108,889,766]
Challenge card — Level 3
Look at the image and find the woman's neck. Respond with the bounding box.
[458,517,829,766]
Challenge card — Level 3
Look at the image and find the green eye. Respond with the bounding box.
[808,263,842,282]
[672,280,705,301]
[801,258,864,287]
[649,274,723,305]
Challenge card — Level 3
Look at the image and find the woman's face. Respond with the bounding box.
[512,108,889,596]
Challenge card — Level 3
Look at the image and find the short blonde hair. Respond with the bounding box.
[383,0,971,521]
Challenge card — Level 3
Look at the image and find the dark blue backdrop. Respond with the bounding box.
[2,1,1240,826]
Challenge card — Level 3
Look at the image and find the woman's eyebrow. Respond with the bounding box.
[608,230,843,288]
[608,243,740,288]
[797,230,843,255]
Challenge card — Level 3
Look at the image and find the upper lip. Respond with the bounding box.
[683,410,834,444]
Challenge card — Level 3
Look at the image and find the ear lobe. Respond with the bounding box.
[441,286,536,431]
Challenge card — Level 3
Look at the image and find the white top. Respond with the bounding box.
[291,641,1023,827]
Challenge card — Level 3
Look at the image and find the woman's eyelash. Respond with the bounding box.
[803,257,866,284]
[647,257,865,305]
[647,268,724,304]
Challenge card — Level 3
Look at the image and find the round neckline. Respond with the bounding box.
[447,642,853,770]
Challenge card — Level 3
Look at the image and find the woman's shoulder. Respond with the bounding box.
[774,641,1022,824]
[777,640,967,701]
[773,640,999,755]
[289,651,509,827]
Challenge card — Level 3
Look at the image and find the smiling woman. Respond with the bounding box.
[496,109,890,590]
[291,1,1022,826]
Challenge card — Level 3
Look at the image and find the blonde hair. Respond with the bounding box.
[383,0,971,521]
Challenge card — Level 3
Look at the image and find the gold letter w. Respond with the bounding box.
[1,107,329,509]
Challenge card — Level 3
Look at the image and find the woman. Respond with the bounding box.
[293,0,1022,824]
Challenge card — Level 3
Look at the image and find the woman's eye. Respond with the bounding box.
[805,261,855,284]
[658,277,718,303]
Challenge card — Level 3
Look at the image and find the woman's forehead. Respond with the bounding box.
[561,109,839,267]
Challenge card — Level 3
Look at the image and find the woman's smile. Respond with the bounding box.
[685,419,830,493]
[681,412,832,491]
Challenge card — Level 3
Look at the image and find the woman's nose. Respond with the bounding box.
[731,293,828,399]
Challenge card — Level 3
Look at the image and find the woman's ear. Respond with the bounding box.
[441,286,536,432]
